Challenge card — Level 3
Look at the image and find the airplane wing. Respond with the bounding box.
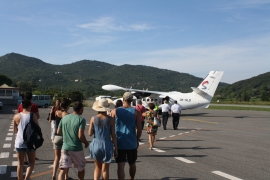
[102,84,168,96]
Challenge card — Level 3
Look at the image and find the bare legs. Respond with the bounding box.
[52,149,60,180]
[148,134,155,149]
[117,162,136,180]
[17,151,36,180]
[94,161,110,180]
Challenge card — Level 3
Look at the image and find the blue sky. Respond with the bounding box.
[1,0,269,84]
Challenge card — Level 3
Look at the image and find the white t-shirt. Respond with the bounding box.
[171,104,181,113]
[159,104,170,112]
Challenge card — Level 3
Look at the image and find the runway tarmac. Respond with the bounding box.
[0,106,269,180]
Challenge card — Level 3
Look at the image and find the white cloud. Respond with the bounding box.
[93,34,270,84]
[77,17,152,32]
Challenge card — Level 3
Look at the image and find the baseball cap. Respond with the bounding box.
[123,92,133,101]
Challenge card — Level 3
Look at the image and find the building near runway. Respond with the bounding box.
[0,84,20,105]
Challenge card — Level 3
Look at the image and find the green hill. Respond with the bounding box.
[0,53,228,96]
[215,72,270,102]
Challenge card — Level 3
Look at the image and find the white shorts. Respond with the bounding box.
[59,150,86,172]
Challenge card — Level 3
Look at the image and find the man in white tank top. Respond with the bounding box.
[13,99,40,180]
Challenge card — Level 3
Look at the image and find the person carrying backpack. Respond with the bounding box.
[13,99,40,180]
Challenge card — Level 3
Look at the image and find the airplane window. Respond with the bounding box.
[180,99,183,101]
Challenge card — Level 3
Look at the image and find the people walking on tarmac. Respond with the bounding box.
[115,99,123,108]
[17,92,40,163]
[110,92,142,180]
[159,100,171,130]
[135,99,146,130]
[110,99,123,116]
[13,99,40,180]
[143,102,161,150]
[88,98,118,180]
[57,102,89,180]
[48,99,60,143]
[171,100,182,130]
[51,98,70,180]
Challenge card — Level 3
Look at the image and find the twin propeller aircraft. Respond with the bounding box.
[102,71,224,110]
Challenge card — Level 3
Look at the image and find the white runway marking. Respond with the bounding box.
[3,144,11,148]
[0,165,7,174]
[10,172,17,177]
[5,137,12,141]
[175,157,195,164]
[212,171,243,180]
[169,135,175,137]
[0,152,10,158]
[12,161,18,166]
[152,148,165,152]
[7,133,13,136]
[159,137,166,139]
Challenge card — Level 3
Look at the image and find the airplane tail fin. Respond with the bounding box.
[191,71,224,100]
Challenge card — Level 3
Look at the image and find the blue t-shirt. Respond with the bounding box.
[115,107,137,150]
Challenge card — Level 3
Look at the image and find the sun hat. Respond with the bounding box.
[92,98,115,112]
[123,92,133,101]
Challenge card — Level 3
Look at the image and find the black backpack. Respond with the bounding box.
[23,112,44,150]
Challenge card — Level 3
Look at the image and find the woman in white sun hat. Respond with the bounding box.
[88,98,118,180]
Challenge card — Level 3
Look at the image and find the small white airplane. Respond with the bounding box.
[102,71,224,110]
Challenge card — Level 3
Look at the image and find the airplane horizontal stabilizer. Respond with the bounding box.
[191,87,206,95]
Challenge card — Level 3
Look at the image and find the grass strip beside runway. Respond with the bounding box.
[208,106,270,111]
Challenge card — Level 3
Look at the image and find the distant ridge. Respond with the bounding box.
[0,53,228,94]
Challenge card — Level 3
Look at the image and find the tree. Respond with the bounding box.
[0,74,12,86]
[261,91,270,101]
[63,90,83,102]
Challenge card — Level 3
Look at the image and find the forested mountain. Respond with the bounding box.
[215,72,270,101]
[0,53,228,96]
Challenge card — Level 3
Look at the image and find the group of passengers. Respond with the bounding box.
[13,91,181,180]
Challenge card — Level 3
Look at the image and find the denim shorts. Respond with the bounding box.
[15,148,35,153]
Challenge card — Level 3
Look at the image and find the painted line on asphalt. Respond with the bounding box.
[178,133,183,135]
[13,154,17,158]
[212,171,243,180]
[3,144,11,148]
[175,157,195,164]
[159,137,166,139]
[29,169,52,178]
[7,133,13,136]
[182,118,218,124]
[139,142,144,145]
[12,161,18,166]
[0,165,7,174]
[169,135,175,137]
[5,137,12,141]
[9,129,13,131]
[152,148,165,152]
[0,152,10,158]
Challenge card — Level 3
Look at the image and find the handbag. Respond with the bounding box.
[46,113,50,121]
[154,117,161,127]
